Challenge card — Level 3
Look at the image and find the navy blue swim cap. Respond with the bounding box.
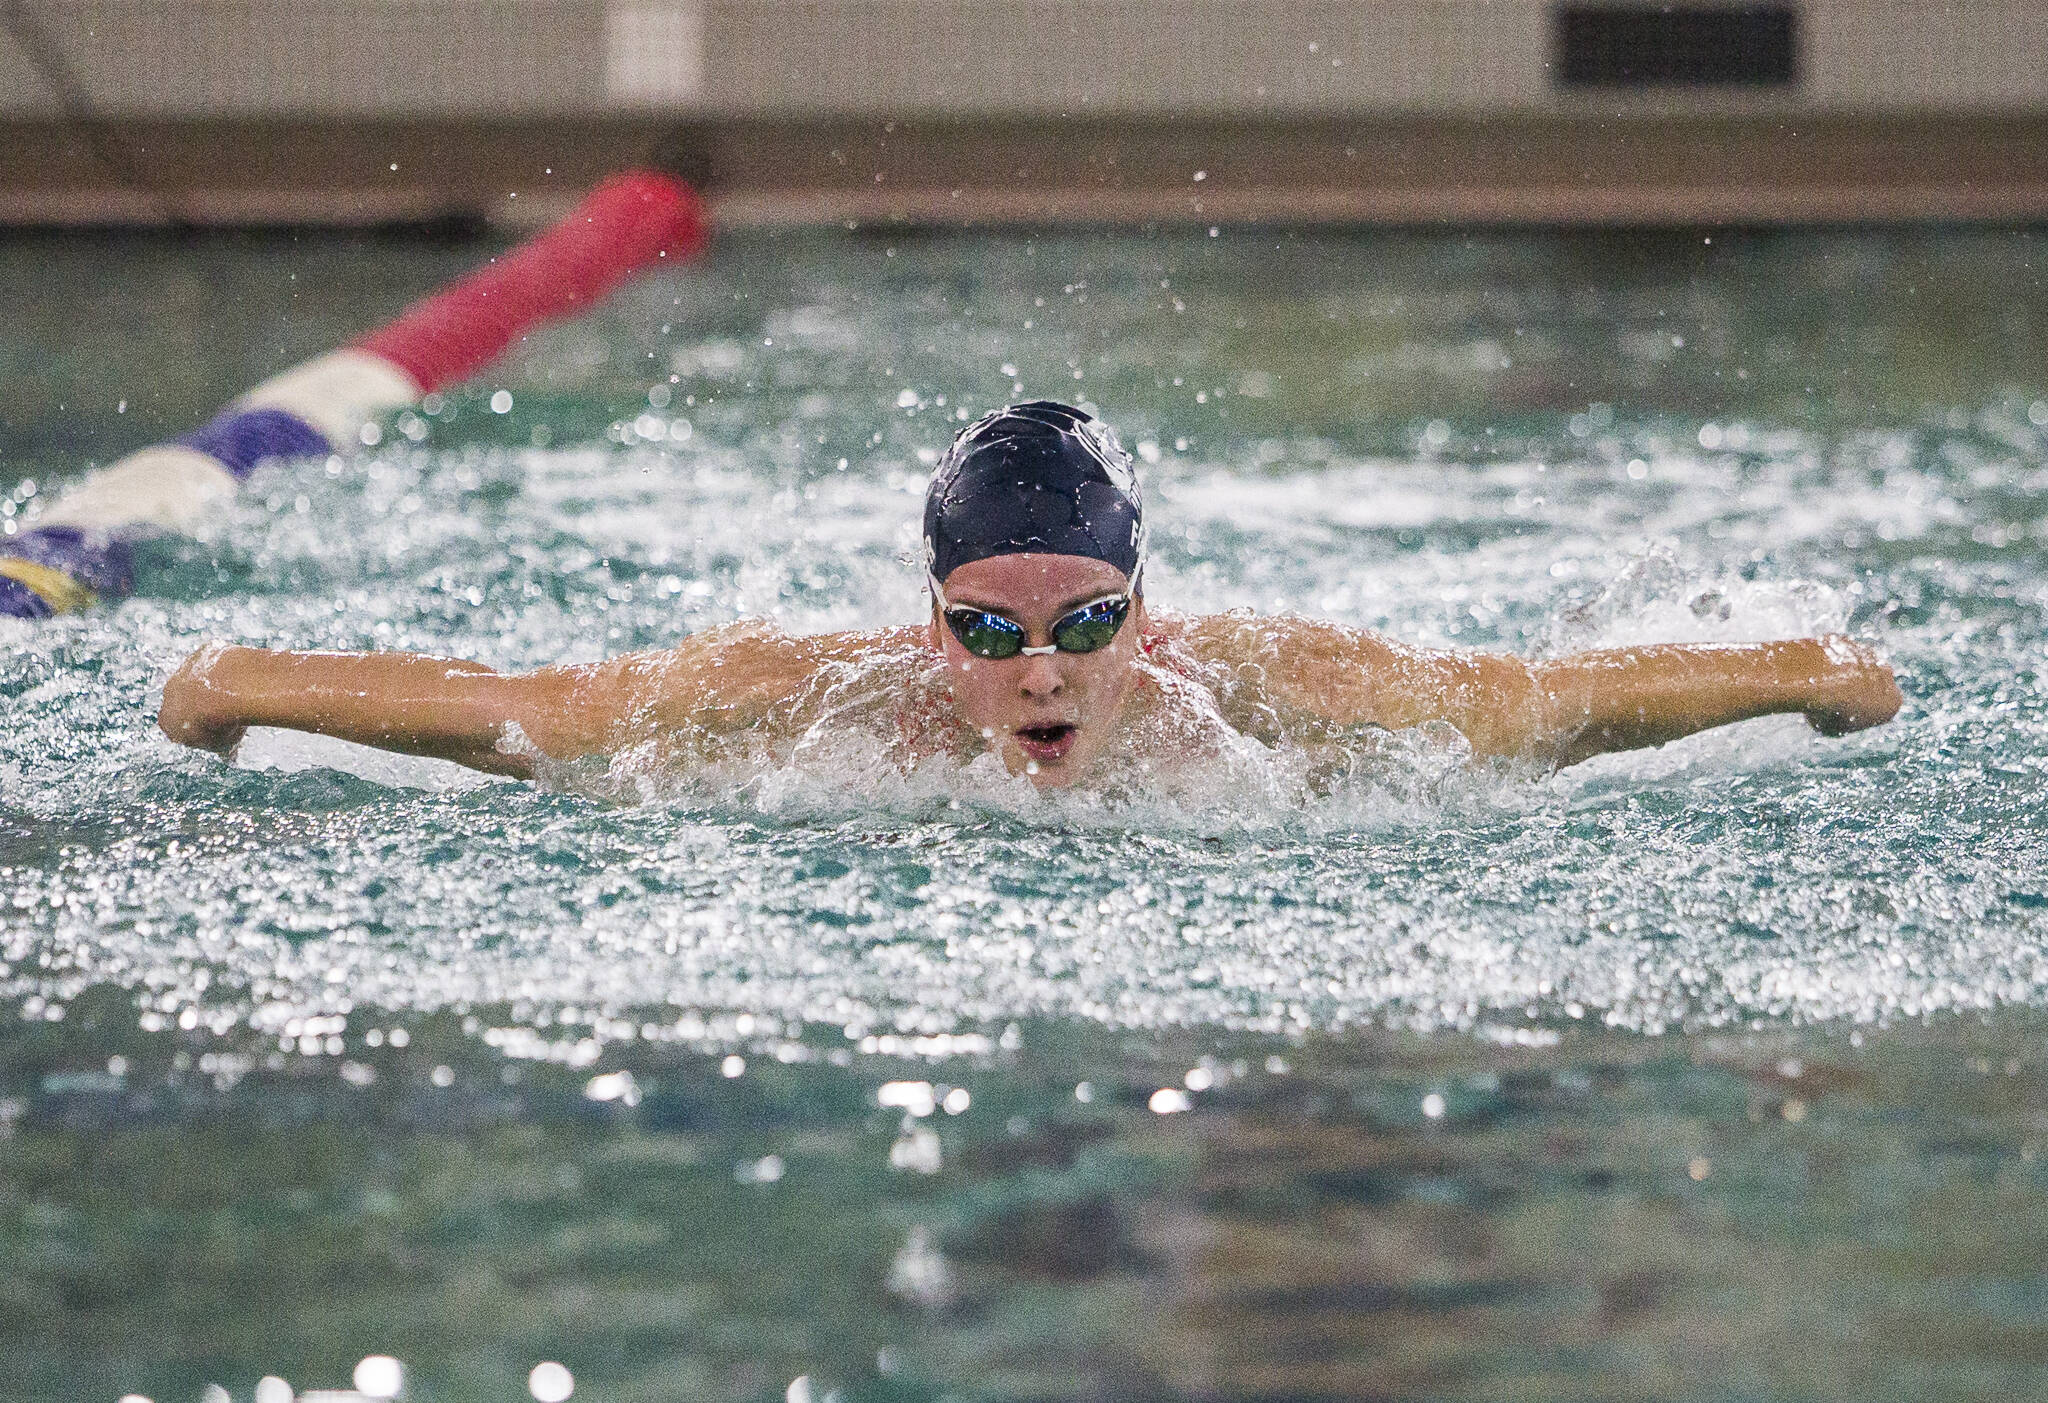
[922,401,1145,585]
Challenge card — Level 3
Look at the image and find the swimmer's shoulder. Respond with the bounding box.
[1150,608,1411,728]
[1152,608,1403,670]
[616,621,932,731]
[675,618,925,660]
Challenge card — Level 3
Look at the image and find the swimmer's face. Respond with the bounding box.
[930,552,1148,789]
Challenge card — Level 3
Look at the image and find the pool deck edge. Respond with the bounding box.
[7,114,2048,231]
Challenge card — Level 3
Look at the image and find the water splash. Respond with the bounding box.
[4,230,2047,1051]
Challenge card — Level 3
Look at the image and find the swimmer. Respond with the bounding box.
[157,401,1902,788]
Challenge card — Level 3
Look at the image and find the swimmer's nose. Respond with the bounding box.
[1019,653,1065,699]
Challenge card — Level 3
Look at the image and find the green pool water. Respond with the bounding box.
[3,221,2048,1402]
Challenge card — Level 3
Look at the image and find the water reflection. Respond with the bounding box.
[9,1008,2048,1400]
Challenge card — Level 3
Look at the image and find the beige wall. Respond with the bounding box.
[3,1,2046,121]
[1804,2,2048,110]
[695,2,1549,116]
[0,2,607,117]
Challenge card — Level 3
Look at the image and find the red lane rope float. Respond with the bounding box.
[2,171,709,619]
[355,170,708,395]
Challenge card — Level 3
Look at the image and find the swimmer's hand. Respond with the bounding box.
[1801,636,1904,736]
[158,644,249,757]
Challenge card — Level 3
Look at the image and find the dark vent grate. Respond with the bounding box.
[1555,4,1800,88]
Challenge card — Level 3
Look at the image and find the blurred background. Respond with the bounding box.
[3,0,2047,229]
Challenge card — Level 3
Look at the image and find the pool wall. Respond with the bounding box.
[4,0,2048,227]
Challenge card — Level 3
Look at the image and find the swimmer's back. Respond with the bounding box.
[1150,610,1542,752]
[605,619,930,739]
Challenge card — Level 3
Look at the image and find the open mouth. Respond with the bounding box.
[1014,722,1079,764]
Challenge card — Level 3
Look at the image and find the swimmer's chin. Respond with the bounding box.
[998,724,1091,788]
[1023,760,1084,790]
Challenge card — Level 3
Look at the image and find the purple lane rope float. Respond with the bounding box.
[0,171,709,619]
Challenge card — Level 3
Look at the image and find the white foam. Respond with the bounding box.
[234,727,495,793]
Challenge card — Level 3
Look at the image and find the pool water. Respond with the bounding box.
[4,223,2048,1401]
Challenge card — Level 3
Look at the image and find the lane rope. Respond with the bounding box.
[0,556,97,616]
[2,171,708,619]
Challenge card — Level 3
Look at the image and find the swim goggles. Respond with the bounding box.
[928,569,1139,659]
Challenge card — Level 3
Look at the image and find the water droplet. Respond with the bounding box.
[736,1154,785,1184]
[529,1360,575,1401]
[354,1355,404,1399]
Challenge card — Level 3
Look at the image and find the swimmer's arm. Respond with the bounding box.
[1188,616,1556,760]
[1529,637,1902,766]
[1222,619,1900,768]
[158,644,602,777]
[157,630,885,777]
